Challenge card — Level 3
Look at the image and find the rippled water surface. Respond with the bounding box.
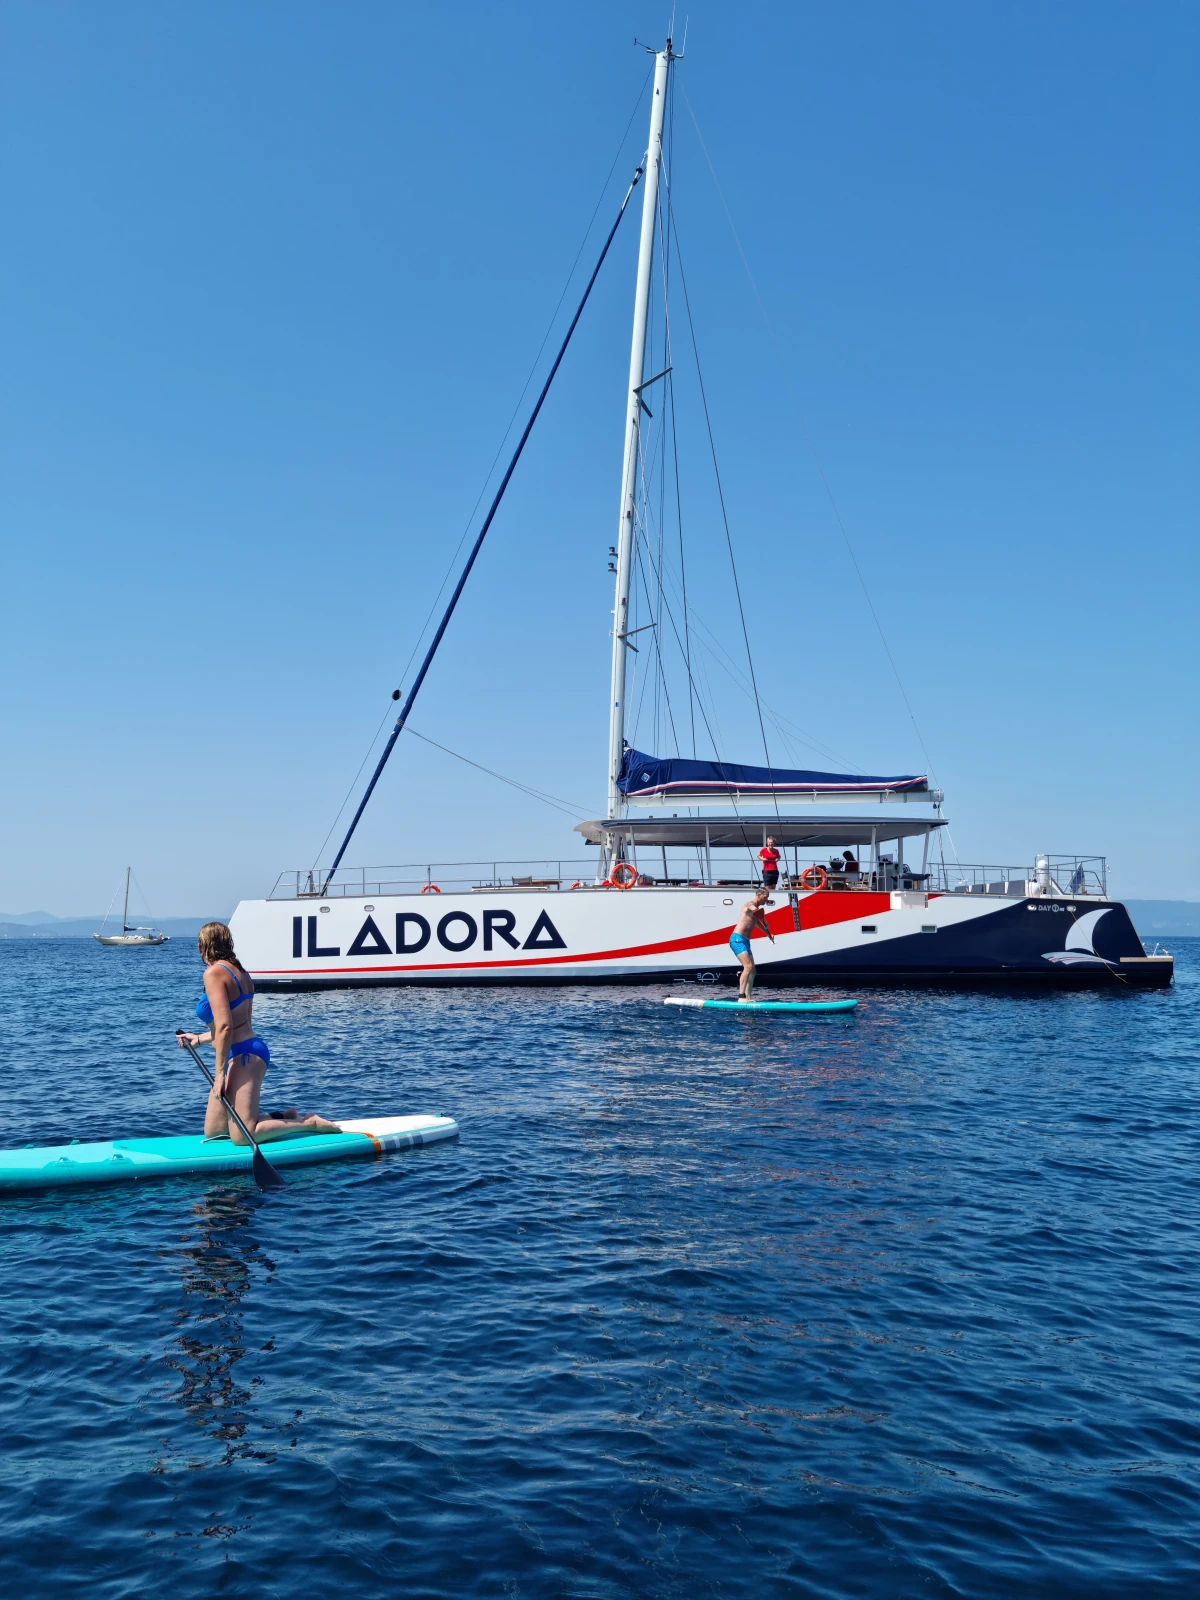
[0,937,1197,1596]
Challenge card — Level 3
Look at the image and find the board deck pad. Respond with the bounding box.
[0,1113,458,1192]
[664,996,857,1013]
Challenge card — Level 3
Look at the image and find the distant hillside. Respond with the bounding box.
[1124,902,1200,938]
[0,916,227,941]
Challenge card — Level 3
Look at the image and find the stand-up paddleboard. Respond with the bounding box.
[0,1114,458,1193]
[665,996,857,1013]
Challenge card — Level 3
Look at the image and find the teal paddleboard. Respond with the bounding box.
[0,1114,458,1193]
[664,996,857,1013]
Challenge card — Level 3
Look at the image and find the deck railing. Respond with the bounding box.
[272,861,602,899]
[271,851,1108,899]
[926,856,1107,896]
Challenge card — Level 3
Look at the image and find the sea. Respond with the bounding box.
[0,936,1196,1597]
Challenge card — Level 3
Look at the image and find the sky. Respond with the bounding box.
[1,0,1195,916]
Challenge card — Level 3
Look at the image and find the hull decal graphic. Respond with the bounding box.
[346,915,391,956]
[1043,907,1115,967]
[252,891,909,979]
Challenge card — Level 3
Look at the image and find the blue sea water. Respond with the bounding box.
[0,937,1196,1597]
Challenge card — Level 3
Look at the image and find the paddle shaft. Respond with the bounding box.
[175,1031,284,1189]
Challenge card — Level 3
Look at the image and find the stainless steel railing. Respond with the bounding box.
[269,851,1108,899]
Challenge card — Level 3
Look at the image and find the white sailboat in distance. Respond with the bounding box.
[94,868,169,947]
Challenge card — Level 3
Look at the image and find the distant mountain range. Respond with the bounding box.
[1,901,1197,940]
[1122,902,1200,938]
[0,913,228,940]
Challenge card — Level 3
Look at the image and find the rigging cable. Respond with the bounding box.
[662,69,698,757]
[395,69,655,694]
[128,870,159,930]
[680,84,942,797]
[310,74,654,873]
[666,361,696,755]
[665,172,783,855]
[633,463,866,771]
[322,163,647,886]
[405,728,594,819]
[631,538,681,753]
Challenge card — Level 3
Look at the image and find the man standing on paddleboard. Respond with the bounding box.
[730,889,774,1001]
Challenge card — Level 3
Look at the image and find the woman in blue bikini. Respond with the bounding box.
[177,922,339,1144]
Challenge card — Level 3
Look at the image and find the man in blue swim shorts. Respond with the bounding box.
[730,888,774,1001]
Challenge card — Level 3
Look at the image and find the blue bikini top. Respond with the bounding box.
[196,962,253,1026]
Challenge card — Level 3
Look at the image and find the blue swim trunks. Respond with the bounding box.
[729,933,751,956]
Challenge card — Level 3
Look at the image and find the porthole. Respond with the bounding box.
[722,898,734,906]
[364,904,375,913]
[319,905,331,913]
[861,924,877,934]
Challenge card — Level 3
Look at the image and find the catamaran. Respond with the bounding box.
[230,39,1170,993]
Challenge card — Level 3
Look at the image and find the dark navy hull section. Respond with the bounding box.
[763,898,1170,990]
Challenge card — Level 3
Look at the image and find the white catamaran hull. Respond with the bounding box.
[231,886,1168,990]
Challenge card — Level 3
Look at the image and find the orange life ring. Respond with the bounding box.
[800,865,828,892]
[610,862,637,887]
[569,880,582,890]
[421,883,441,895]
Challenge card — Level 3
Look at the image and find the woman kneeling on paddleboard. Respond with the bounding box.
[177,922,340,1145]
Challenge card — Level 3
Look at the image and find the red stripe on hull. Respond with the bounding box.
[250,890,909,981]
[767,891,892,935]
[253,918,740,978]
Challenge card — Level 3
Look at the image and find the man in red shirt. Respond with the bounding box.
[758,836,781,890]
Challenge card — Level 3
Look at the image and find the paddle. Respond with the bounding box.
[175,1030,285,1190]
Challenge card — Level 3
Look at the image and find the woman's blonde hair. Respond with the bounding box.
[198,921,245,971]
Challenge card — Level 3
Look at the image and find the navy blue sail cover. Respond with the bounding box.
[618,748,927,798]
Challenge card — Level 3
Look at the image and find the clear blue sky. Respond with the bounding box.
[1,1,1195,916]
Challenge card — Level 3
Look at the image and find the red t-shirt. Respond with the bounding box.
[758,847,780,870]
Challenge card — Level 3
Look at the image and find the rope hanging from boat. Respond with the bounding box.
[322,164,646,891]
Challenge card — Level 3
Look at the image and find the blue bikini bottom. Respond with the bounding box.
[227,1036,270,1066]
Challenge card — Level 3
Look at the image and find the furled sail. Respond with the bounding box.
[617,747,928,799]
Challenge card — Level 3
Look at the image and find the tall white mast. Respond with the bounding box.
[122,866,130,933]
[606,38,675,830]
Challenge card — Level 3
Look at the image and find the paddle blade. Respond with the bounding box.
[251,1146,286,1190]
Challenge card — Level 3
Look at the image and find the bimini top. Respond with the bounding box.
[576,815,946,848]
[618,747,931,806]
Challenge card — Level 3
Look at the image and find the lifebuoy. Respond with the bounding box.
[610,862,637,887]
[800,865,828,892]
[421,883,441,895]
[569,881,582,890]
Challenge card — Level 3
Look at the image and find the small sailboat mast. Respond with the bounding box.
[607,37,677,831]
[121,866,131,934]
